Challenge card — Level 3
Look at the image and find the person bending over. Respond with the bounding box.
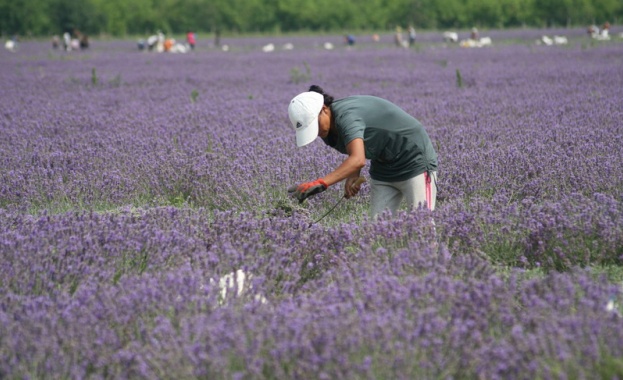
[288,85,438,218]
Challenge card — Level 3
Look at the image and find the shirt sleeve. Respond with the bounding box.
[337,112,365,146]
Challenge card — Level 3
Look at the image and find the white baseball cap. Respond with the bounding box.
[288,91,324,147]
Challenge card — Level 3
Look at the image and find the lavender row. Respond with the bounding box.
[2,36,623,378]
[2,41,622,215]
[1,207,622,378]
[2,188,622,298]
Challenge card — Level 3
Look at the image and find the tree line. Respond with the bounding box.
[2,0,621,37]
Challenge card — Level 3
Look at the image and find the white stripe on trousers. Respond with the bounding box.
[369,171,437,218]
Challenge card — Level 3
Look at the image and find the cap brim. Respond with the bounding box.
[295,117,319,147]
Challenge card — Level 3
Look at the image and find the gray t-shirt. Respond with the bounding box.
[322,95,438,182]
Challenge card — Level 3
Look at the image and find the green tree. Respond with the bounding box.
[0,0,52,36]
[466,0,504,27]
[407,0,440,29]
[592,0,622,24]
[499,0,536,27]
[1,0,623,38]
[433,0,468,28]
[47,0,100,34]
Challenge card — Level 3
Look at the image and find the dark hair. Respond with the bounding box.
[309,85,334,106]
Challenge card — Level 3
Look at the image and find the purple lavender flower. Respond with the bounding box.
[1,31,623,378]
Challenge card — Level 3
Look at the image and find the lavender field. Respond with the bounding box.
[2,29,623,379]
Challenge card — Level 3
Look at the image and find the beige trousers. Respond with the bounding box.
[369,171,437,218]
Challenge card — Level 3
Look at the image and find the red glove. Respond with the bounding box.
[288,179,329,203]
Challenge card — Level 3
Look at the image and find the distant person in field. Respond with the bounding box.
[164,38,174,52]
[52,35,60,49]
[601,22,611,37]
[394,26,405,47]
[146,34,158,51]
[587,22,611,40]
[79,34,89,50]
[408,26,417,46]
[287,85,438,218]
[470,27,479,41]
[186,31,196,50]
[63,32,71,51]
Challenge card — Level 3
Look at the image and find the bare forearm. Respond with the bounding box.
[321,155,364,186]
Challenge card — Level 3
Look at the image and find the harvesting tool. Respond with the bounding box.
[289,176,366,224]
[313,176,366,223]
